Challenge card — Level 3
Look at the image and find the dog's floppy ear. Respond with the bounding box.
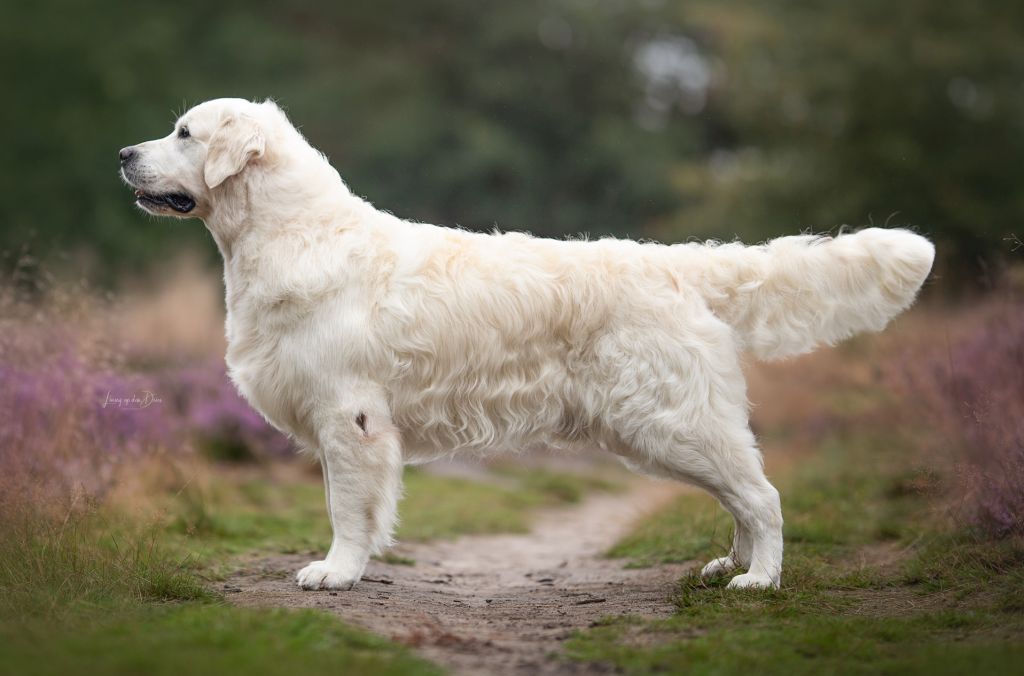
[204,114,265,189]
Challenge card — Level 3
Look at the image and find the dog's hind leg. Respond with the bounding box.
[621,430,782,589]
[616,443,753,577]
[699,440,783,589]
[624,428,783,589]
[296,389,403,591]
[600,317,783,589]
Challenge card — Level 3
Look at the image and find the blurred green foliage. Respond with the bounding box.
[2,0,1021,281]
[666,1,1024,278]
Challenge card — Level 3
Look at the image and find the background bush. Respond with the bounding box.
[2,0,1021,282]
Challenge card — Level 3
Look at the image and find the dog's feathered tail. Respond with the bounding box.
[685,228,935,361]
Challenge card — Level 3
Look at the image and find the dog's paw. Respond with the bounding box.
[725,572,779,590]
[296,560,363,591]
[701,556,739,579]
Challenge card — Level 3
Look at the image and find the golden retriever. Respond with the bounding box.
[120,98,934,590]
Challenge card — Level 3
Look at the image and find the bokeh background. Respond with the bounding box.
[1,2,1022,674]
[3,0,1022,281]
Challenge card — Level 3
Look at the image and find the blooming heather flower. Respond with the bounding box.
[0,296,290,503]
[897,301,1024,536]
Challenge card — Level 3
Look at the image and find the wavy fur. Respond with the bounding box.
[121,98,934,591]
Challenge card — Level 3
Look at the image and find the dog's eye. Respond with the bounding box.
[178,126,190,139]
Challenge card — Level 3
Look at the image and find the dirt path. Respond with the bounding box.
[225,478,692,674]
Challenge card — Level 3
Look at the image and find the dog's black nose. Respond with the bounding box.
[119,147,137,165]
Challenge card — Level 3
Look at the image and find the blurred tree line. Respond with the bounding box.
[1,0,1021,283]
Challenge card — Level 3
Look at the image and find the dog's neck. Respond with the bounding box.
[203,147,352,261]
[202,144,371,336]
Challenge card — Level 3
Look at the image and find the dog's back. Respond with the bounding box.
[363,220,933,460]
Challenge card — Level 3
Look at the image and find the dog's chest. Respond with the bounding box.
[222,288,378,444]
[222,305,315,441]
[226,345,293,436]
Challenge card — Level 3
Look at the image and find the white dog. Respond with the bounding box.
[120,98,934,591]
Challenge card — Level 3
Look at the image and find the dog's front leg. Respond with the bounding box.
[297,405,403,591]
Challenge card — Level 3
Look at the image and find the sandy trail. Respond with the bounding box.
[226,478,693,674]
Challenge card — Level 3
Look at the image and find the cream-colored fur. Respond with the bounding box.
[120,98,935,591]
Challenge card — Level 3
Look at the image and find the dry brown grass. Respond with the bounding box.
[746,289,1016,459]
[105,254,226,361]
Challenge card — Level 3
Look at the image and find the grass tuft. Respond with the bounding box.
[0,605,441,676]
[0,505,215,621]
[567,433,1024,674]
[0,484,440,676]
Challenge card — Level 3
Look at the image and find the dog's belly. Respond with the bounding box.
[395,422,583,462]
[396,423,590,462]
[386,358,588,460]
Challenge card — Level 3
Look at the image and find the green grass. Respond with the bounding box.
[162,465,620,569]
[163,474,332,567]
[0,462,619,676]
[566,433,1024,674]
[0,508,214,621]
[0,605,440,676]
[566,608,1024,676]
[498,467,622,504]
[606,492,729,568]
[398,467,620,541]
[0,503,440,676]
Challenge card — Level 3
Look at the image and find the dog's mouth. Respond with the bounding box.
[134,189,196,214]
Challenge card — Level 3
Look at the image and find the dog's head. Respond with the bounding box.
[119,98,283,220]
